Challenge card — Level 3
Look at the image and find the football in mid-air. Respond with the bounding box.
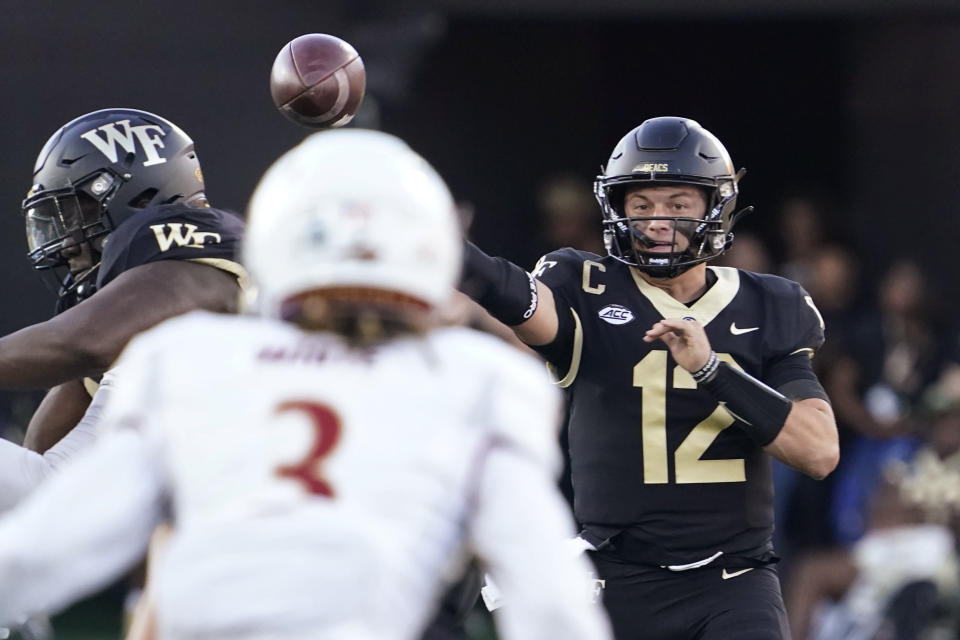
[270,33,366,129]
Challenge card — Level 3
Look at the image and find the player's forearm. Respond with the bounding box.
[459,240,558,345]
[0,430,163,626]
[0,412,100,512]
[0,318,114,390]
[763,398,839,480]
[0,439,50,512]
[692,358,839,478]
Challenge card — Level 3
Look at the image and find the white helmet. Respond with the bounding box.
[244,129,461,317]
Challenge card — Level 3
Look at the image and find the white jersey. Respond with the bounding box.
[0,311,610,640]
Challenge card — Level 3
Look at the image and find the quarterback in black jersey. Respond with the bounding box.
[461,117,839,639]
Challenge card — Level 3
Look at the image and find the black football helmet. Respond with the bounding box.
[594,116,749,278]
[22,108,206,309]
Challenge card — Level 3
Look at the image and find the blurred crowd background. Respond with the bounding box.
[2,1,960,638]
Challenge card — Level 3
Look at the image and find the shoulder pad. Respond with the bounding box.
[531,247,592,286]
[746,272,826,356]
[97,204,245,289]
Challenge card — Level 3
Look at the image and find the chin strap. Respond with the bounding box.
[55,263,101,314]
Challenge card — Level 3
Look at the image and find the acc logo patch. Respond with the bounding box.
[598,304,634,325]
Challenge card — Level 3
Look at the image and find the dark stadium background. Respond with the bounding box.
[0,1,958,637]
[2,0,959,334]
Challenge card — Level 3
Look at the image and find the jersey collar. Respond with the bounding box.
[628,266,740,326]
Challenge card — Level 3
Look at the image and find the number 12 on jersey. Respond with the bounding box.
[633,351,745,485]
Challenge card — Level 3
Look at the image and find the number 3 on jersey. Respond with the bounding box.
[634,351,745,484]
[274,400,342,497]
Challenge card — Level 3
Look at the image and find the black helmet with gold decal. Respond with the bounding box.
[594,117,750,278]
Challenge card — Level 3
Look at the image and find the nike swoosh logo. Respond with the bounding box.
[729,323,759,335]
[721,568,754,580]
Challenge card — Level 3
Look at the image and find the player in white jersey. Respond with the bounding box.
[0,129,611,640]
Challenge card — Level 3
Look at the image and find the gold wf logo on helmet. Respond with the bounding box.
[80,120,168,167]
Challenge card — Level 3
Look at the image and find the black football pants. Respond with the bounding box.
[590,552,790,640]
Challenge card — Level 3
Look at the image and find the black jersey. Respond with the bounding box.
[97,203,246,290]
[531,248,826,567]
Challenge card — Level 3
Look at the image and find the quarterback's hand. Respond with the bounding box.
[643,317,713,373]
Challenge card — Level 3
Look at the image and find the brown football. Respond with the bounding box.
[270,33,366,129]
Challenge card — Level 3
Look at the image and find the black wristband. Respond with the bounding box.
[691,351,719,384]
[699,362,792,446]
[459,240,538,326]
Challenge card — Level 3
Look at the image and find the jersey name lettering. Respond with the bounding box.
[151,223,222,251]
[80,120,168,166]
